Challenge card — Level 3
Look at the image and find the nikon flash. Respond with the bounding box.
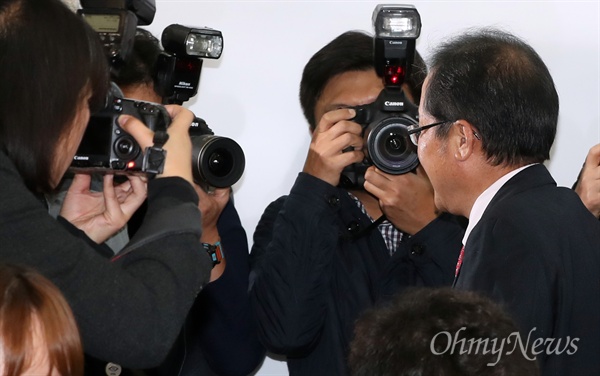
[155,24,224,104]
[161,24,223,59]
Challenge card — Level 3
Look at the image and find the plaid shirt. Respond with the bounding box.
[348,192,406,256]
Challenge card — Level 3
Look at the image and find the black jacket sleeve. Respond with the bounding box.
[86,178,213,368]
[0,162,213,369]
[249,173,342,356]
[394,213,467,286]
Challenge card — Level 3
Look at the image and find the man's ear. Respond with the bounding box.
[450,120,479,161]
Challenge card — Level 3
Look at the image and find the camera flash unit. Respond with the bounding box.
[372,4,421,87]
[373,4,421,39]
[161,24,223,59]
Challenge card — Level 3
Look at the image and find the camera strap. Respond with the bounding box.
[142,131,169,177]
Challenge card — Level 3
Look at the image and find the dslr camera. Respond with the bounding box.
[340,4,421,189]
[72,83,170,174]
[74,2,245,188]
[72,84,246,189]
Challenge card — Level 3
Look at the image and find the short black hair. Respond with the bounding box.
[424,28,558,166]
[349,287,540,376]
[111,28,162,89]
[299,30,427,131]
[0,0,109,193]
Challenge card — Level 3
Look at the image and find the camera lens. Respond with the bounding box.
[207,149,233,178]
[374,128,410,163]
[383,133,407,156]
[365,117,419,175]
[191,135,245,188]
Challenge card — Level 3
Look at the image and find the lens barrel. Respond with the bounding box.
[364,116,419,174]
[191,135,245,188]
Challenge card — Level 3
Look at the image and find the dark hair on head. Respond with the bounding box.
[111,28,162,89]
[0,263,83,376]
[0,0,109,193]
[424,27,558,166]
[299,30,427,131]
[349,287,539,376]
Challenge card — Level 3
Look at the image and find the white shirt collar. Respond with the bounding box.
[462,164,537,246]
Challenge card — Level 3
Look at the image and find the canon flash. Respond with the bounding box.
[373,4,421,39]
[372,4,421,87]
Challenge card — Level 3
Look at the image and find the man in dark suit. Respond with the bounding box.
[412,28,600,375]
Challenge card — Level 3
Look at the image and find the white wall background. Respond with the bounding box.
[145,1,599,375]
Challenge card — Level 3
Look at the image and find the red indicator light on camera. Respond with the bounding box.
[385,65,405,86]
[176,58,202,72]
[127,161,136,169]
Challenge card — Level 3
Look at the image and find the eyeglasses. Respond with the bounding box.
[407,120,481,145]
[407,121,449,146]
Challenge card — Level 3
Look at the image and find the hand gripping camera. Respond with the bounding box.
[340,4,422,189]
[73,9,245,189]
[71,83,245,188]
[153,24,244,189]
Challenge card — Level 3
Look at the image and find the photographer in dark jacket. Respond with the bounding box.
[249,30,465,375]
[0,0,212,370]
[80,29,265,376]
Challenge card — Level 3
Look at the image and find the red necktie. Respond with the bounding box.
[455,245,465,278]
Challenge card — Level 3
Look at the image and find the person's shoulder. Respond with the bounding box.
[0,150,19,176]
[254,195,288,227]
[265,195,288,211]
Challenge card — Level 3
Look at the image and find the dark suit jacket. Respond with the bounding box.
[455,164,600,376]
[251,172,465,375]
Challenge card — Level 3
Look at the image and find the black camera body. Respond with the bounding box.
[340,4,422,189]
[72,85,170,174]
[72,84,245,188]
[340,88,419,188]
[75,9,243,188]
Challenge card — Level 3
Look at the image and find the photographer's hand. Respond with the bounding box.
[303,108,364,186]
[574,143,600,218]
[60,174,147,243]
[195,185,231,282]
[364,165,438,235]
[118,105,195,185]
